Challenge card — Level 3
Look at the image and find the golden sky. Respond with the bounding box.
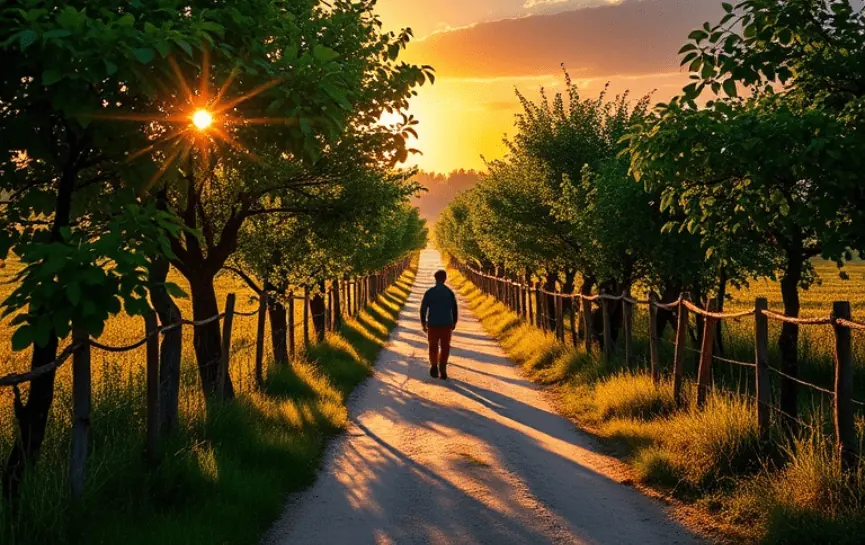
[376,0,724,173]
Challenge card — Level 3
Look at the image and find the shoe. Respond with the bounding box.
[429,365,439,379]
[438,365,448,380]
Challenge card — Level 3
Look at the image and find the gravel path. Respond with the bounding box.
[265,249,703,545]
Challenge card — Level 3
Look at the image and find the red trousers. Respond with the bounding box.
[427,326,453,368]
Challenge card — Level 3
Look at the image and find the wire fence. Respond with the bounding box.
[453,260,864,473]
[0,256,413,501]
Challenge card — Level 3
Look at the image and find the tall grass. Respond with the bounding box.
[0,263,416,544]
[450,267,865,543]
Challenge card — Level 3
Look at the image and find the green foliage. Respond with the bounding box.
[436,72,713,299]
[0,1,218,346]
[2,204,184,345]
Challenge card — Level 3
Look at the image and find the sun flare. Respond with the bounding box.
[192,109,213,130]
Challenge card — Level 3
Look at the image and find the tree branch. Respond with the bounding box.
[222,266,264,295]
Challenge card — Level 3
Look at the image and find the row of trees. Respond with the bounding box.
[437,0,865,423]
[0,1,428,500]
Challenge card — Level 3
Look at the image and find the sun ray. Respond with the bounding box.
[212,64,242,107]
[210,127,260,162]
[200,45,211,105]
[84,111,191,123]
[212,77,283,114]
[168,56,196,106]
[125,128,191,163]
[142,142,184,195]
[225,116,298,126]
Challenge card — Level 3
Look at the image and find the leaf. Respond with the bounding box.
[104,59,118,75]
[11,326,33,351]
[200,21,225,36]
[165,282,188,299]
[688,30,708,43]
[312,45,339,63]
[117,13,135,27]
[42,69,62,86]
[56,7,81,30]
[42,29,72,40]
[173,38,193,57]
[19,30,37,51]
[678,44,698,54]
[722,79,737,97]
[132,47,155,64]
[67,281,81,306]
[722,2,733,11]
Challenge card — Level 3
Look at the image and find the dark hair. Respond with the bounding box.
[434,270,447,282]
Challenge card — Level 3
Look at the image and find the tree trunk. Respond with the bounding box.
[544,271,558,331]
[311,280,327,342]
[593,280,623,347]
[577,276,595,339]
[332,278,343,330]
[3,163,78,501]
[656,281,682,339]
[266,282,289,366]
[779,253,803,423]
[3,339,59,502]
[562,268,577,317]
[714,269,727,356]
[148,256,182,435]
[190,274,235,399]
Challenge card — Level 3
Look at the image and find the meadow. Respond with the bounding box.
[0,256,418,544]
[450,261,865,544]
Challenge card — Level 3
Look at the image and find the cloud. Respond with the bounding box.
[523,0,570,8]
[403,0,723,79]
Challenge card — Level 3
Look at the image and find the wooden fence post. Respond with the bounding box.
[219,293,236,399]
[145,312,160,457]
[673,295,689,408]
[527,280,534,326]
[555,289,563,341]
[288,292,296,359]
[623,294,633,367]
[533,283,540,329]
[582,297,592,354]
[696,302,718,408]
[70,327,91,501]
[570,296,578,348]
[601,297,612,362]
[303,287,310,347]
[755,297,770,437]
[833,301,856,472]
[255,295,267,387]
[326,283,332,332]
[648,293,661,385]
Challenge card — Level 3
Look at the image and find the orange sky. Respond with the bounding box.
[376,0,724,173]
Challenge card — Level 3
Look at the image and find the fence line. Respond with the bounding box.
[453,259,864,473]
[0,255,414,500]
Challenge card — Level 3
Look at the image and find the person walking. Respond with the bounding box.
[420,269,458,380]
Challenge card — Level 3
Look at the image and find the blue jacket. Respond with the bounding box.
[421,283,458,328]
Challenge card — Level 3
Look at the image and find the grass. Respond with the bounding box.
[0,260,417,544]
[450,266,865,544]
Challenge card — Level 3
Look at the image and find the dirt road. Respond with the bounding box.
[265,249,703,545]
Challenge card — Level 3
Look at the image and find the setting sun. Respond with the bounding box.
[192,109,213,130]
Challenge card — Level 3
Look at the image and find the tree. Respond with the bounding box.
[629,91,864,421]
[629,0,865,422]
[233,166,424,347]
[0,1,217,499]
[143,0,432,398]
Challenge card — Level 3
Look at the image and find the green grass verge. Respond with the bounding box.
[450,269,865,544]
[2,264,416,545]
